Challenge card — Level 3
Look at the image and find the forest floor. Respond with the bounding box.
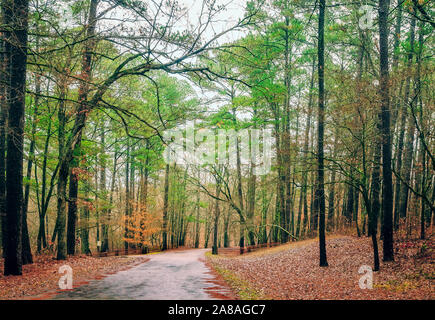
[0,254,149,300]
[207,234,434,300]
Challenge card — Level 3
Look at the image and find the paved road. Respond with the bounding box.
[53,249,227,300]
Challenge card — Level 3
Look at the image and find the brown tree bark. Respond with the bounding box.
[65,0,99,257]
[212,176,221,255]
[247,152,257,246]
[369,138,381,271]
[3,0,30,275]
[393,16,415,230]
[298,58,315,239]
[378,0,394,262]
[317,0,328,267]
[162,163,170,251]
[100,126,109,252]
[124,140,130,252]
[0,19,9,256]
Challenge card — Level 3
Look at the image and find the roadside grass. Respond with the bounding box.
[206,252,269,300]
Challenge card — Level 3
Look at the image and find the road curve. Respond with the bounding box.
[52,249,228,300]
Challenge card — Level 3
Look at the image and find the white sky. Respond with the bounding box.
[177,0,247,42]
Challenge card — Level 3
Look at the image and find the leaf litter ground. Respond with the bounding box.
[207,234,434,299]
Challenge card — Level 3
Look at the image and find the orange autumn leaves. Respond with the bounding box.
[123,201,161,248]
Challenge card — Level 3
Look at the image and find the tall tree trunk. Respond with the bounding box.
[22,34,42,264]
[21,97,38,265]
[129,144,135,216]
[124,140,130,252]
[95,157,100,251]
[0,23,9,256]
[65,0,99,257]
[194,171,201,248]
[233,106,246,253]
[415,24,425,240]
[393,16,415,230]
[390,0,403,125]
[141,140,150,207]
[194,199,201,248]
[327,168,336,232]
[271,101,284,242]
[369,140,381,271]
[378,0,394,262]
[247,157,256,246]
[37,112,54,252]
[289,94,301,237]
[106,148,118,250]
[80,183,91,255]
[282,15,292,244]
[204,210,212,248]
[51,85,67,253]
[316,0,328,267]
[224,204,231,247]
[354,187,361,237]
[4,0,30,275]
[327,128,338,232]
[398,18,418,225]
[66,137,81,256]
[162,163,169,251]
[212,178,221,255]
[56,158,68,260]
[307,122,315,236]
[100,126,109,252]
[344,184,354,226]
[398,119,416,222]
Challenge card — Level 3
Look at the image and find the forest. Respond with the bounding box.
[0,0,433,293]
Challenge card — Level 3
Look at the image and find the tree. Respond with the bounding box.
[316,0,328,268]
[394,14,416,230]
[0,8,8,256]
[378,0,394,262]
[63,0,99,258]
[212,172,222,255]
[3,0,30,275]
[124,200,160,250]
[162,163,170,251]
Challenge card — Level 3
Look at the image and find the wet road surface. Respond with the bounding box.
[52,249,227,300]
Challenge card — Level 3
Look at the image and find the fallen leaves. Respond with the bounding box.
[0,254,149,300]
[207,234,434,300]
